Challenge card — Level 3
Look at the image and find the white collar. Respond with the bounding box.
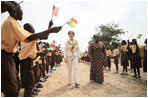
[69,39,75,44]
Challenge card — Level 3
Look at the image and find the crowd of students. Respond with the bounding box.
[14,39,63,96]
[81,38,147,80]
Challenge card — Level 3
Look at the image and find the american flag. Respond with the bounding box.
[51,40,57,45]
[52,5,59,17]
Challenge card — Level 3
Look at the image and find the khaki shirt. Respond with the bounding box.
[47,52,51,56]
[113,48,119,56]
[18,39,39,60]
[1,16,31,53]
[106,49,111,57]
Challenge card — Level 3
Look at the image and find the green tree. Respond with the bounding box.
[89,22,125,47]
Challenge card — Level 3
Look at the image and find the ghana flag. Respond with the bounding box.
[67,18,78,28]
[137,34,142,38]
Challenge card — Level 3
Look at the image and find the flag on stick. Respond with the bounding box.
[130,33,133,37]
[51,40,57,45]
[67,18,78,28]
[52,5,59,17]
[137,34,142,38]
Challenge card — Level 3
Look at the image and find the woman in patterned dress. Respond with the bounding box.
[88,34,106,84]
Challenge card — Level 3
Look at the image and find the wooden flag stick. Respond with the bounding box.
[18,1,24,5]
[51,5,54,20]
[128,33,133,40]
[15,1,24,9]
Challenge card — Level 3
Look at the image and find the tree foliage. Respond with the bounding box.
[89,22,125,47]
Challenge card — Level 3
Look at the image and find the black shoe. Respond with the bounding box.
[34,87,41,92]
[40,79,45,82]
[100,82,103,84]
[75,83,80,88]
[36,83,43,88]
[132,75,137,77]
[120,73,124,75]
[124,73,128,75]
[137,75,141,78]
[35,88,41,92]
[32,90,38,96]
[44,76,48,79]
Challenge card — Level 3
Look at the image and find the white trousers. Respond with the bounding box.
[67,56,79,84]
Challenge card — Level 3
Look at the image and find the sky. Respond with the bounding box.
[1,0,147,53]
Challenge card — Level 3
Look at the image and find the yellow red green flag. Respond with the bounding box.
[67,18,78,28]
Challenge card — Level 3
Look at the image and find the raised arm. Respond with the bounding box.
[26,26,62,42]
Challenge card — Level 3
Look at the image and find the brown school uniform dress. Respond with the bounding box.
[143,45,147,72]
[106,49,111,68]
[130,45,142,68]
[33,51,42,84]
[1,16,31,94]
[39,48,47,77]
[141,45,147,72]
[46,52,51,73]
[121,45,129,67]
[113,48,120,65]
[18,39,38,88]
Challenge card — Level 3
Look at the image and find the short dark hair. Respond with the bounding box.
[121,40,127,45]
[114,43,118,48]
[132,39,137,45]
[68,30,75,36]
[24,23,35,33]
[93,34,99,39]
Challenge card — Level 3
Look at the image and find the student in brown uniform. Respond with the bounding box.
[130,39,142,78]
[120,40,129,75]
[143,39,147,73]
[106,47,112,71]
[113,44,120,74]
[18,23,37,97]
[19,23,52,96]
[127,40,133,70]
[1,1,62,97]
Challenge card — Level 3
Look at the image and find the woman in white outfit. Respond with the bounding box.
[64,30,80,88]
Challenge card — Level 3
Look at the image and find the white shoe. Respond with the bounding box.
[46,73,51,77]
[52,67,56,70]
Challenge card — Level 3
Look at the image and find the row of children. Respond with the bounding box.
[14,24,64,97]
[81,39,147,79]
[106,39,147,78]
[1,1,63,97]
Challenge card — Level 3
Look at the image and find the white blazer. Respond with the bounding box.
[64,39,80,58]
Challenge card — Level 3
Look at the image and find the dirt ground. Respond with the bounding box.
[2,60,147,97]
